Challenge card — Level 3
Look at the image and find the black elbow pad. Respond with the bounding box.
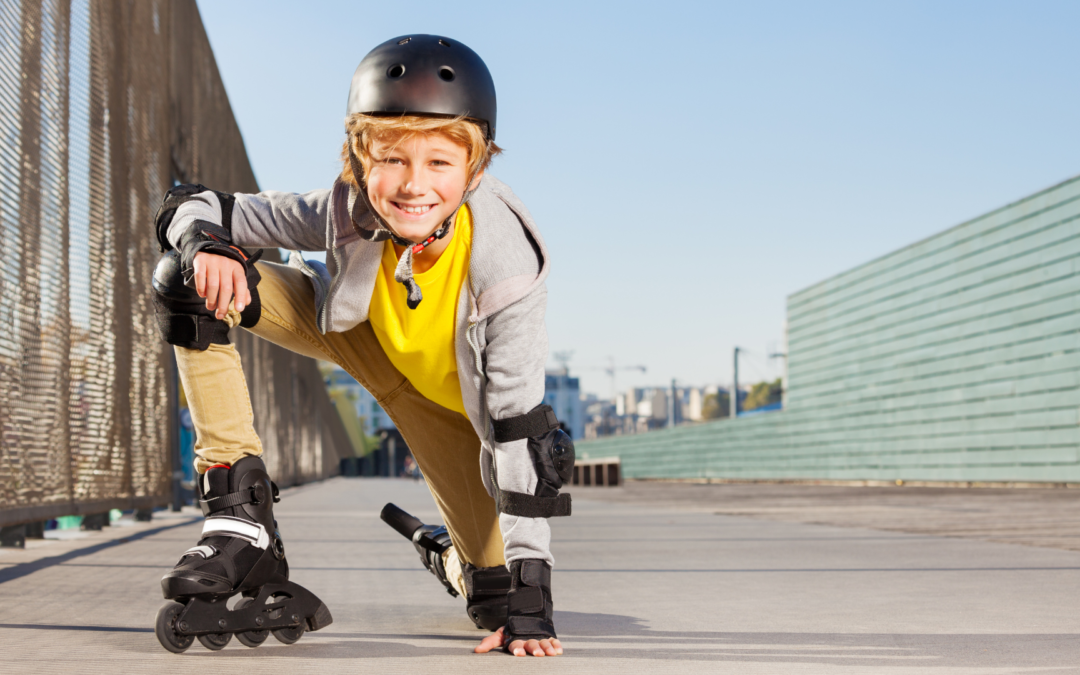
[153,183,236,252]
[490,404,574,519]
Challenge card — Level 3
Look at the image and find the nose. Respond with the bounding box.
[402,163,428,195]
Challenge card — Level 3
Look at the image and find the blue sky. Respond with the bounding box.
[197,0,1080,397]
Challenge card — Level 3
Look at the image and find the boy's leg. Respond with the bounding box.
[378,384,504,569]
[178,260,504,573]
[247,262,505,570]
[176,343,264,474]
[156,258,332,642]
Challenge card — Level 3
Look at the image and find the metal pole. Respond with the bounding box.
[170,354,183,512]
[731,347,740,419]
[388,436,396,477]
[668,378,676,427]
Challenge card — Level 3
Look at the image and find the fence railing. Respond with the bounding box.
[0,0,350,527]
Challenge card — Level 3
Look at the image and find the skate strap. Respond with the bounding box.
[491,404,559,443]
[183,545,217,559]
[202,516,270,550]
[497,490,572,519]
[199,481,277,517]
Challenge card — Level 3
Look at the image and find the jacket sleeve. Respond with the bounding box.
[481,285,554,565]
[230,189,331,251]
[166,188,331,252]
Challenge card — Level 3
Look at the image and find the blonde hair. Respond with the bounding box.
[341,114,502,187]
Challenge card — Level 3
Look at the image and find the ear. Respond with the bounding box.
[468,169,485,192]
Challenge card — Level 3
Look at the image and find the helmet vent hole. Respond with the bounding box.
[397,37,411,45]
[438,39,451,47]
[438,67,455,82]
[387,64,406,78]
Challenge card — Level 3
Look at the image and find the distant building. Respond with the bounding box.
[686,387,703,421]
[544,370,585,439]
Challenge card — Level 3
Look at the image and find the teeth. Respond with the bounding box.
[399,203,432,215]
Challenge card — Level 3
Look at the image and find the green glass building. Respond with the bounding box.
[582,174,1080,483]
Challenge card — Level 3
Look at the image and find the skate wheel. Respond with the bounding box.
[198,632,233,650]
[155,601,194,654]
[236,630,269,648]
[272,623,304,644]
[234,598,269,647]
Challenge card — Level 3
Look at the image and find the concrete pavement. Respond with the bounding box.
[1,477,1079,674]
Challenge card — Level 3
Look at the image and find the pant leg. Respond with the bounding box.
[179,260,504,568]
[177,261,353,474]
[177,343,264,474]
[250,262,505,568]
[377,383,505,569]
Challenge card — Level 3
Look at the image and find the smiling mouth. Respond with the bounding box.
[393,202,434,215]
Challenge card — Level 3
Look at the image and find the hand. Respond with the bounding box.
[473,626,563,657]
[192,251,250,320]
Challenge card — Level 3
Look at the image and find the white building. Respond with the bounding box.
[687,387,703,421]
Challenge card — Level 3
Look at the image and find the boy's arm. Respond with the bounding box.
[482,285,566,650]
[482,285,552,562]
[159,184,330,252]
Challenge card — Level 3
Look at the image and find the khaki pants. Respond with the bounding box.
[176,261,504,579]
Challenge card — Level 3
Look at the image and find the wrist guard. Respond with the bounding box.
[463,563,511,631]
[177,221,263,291]
[503,559,556,644]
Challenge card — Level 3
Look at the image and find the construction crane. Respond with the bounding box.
[551,352,647,398]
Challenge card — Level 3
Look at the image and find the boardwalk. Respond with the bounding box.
[2,478,1079,674]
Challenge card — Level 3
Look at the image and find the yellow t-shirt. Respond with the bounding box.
[368,205,472,416]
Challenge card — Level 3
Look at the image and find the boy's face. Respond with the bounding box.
[365,133,479,242]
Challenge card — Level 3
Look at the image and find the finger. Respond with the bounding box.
[232,265,247,312]
[204,267,219,310]
[550,637,563,655]
[473,627,504,654]
[215,273,234,320]
[193,255,207,298]
[526,639,544,657]
[539,639,560,656]
[473,635,498,653]
[510,640,527,657]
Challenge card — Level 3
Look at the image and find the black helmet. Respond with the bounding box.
[346,35,497,141]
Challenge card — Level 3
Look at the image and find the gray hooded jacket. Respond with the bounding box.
[168,174,554,565]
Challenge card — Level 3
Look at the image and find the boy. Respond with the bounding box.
[151,35,570,657]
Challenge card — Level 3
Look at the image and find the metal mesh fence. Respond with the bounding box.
[0,0,349,526]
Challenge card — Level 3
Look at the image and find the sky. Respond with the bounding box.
[196,0,1080,398]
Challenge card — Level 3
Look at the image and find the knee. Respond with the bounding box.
[151,250,232,351]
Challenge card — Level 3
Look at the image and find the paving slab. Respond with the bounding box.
[571,481,1080,551]
[1,477,1079,674]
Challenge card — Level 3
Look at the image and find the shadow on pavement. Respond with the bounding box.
[0,517,200,585]
[552,611,1080,667]
[0,623,153,633]
[5,611,1079,667]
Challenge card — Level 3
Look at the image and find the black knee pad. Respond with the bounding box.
[463,563,511,631]
[151,250,260,350]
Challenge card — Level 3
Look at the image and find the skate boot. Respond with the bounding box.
[154,456,332,653]
[381,503,510,631]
